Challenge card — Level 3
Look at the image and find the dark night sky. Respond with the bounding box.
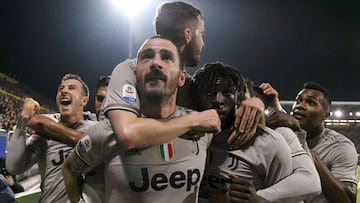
[1,0,360,111]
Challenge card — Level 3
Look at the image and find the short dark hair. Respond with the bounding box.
[153,1,203,47]
[303,82,331,110]
[61,74,89,97]
[96,76,110,92]
[193,62,247,105]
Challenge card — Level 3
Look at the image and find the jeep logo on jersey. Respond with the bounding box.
[129,167,201,192]
[122,84,136,102]
[159,143,173,161]
[201,174,230,193]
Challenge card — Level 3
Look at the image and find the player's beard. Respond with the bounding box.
[182,38,201,67]
[140,70,179,105]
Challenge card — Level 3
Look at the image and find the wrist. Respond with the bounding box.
[17,116,29,131]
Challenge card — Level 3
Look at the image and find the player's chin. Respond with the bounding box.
[59,109,72,117]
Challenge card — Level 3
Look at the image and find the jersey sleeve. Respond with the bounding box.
[256,127,321,202]
[103,58,140,116]
[275,127,307,157]
[6,130,44,175]
[329,140,358,184]
[262,131,293,188]
[75,120,117,168]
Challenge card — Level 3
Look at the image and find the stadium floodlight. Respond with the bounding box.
[109,0,152,57]
[349,112,353,116]
[356,112,360,117]
[334,110,343,118]
[110,0,151,18]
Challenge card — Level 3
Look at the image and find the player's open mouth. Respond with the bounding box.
[61,98,71,105]
[60,98,72,110]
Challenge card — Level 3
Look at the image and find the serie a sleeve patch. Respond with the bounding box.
[78,135,92,153]
[122,84,137,102]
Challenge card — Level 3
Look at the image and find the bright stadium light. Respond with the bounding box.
[334,110,343,118]
[109,0,152,57]
[356,112,360,117]
[110,0,151,18]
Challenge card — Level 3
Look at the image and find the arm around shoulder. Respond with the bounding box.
[28,115,83,146]
[108,109,220,150]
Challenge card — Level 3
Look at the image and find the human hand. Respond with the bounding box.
[265,111,300,131]
[228,174,259,203]
[21,98,40,118]
[228,97,264,147]
[192,109,221,134]
[259,83,279,109]
[5,175,14,186]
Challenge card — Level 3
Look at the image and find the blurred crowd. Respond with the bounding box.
[0,74,56,132]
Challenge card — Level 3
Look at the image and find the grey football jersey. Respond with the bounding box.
[103,58,139,116]
[200,125,293,202]
[6,114,96,203]
[257,127,321,203]
[305,128,358,203]
[76,107,213,203]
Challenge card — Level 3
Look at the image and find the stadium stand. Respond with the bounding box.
[0,73,56,132]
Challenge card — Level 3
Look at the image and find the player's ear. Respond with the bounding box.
[178,70,187,87]
[81,96,89,107]
[183,28,191,43]
[323,111,330,120]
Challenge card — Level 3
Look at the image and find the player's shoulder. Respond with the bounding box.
[255,125,289,146]
[83,111,97,121]
[323,128,355,147]
[113,58,137,72]
[274,127,298,144]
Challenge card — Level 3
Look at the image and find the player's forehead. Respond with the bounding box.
[297,88,324,100]
[59,79,82,88]
[138,38,177,55]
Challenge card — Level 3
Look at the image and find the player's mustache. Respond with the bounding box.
[144,68,167,82]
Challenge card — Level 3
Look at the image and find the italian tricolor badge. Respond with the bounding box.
[159,143,174,161]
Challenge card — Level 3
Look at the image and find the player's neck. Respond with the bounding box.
[60,113,83,126]
[141,94,177,119]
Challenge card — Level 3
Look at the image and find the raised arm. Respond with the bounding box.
[27,115,83,146]
[108,109,221,150]
[259,82,286,112]
[6,98,41,174]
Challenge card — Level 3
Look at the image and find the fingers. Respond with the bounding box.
[228,174,256,203]
[227,127,239,146]
[228,124,256,148]
[21,98,41,118]
[231,97,264,147]
[229,106,261,147]
[227,125,255,148]
[233,106,245,130]
[238,106,251,133]
[259,83,278,96]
